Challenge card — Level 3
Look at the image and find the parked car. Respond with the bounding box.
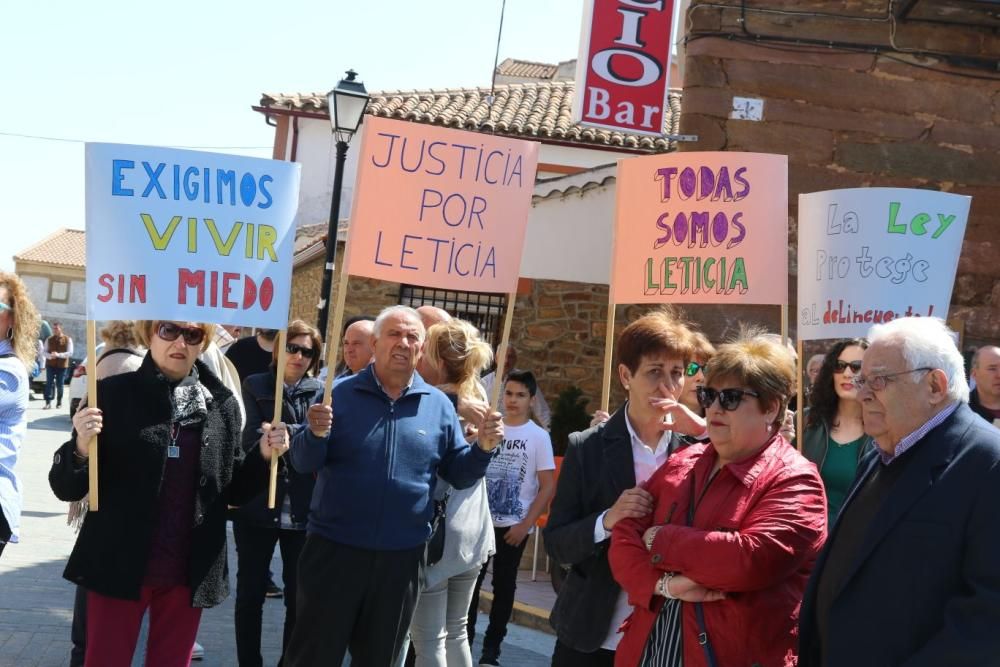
[68,344,104,416]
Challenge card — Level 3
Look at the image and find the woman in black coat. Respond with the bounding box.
[50,320,287,667]
[233,319,322,667]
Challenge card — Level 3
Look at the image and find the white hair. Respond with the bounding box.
[867,317,969,403]
[373,305,425,341]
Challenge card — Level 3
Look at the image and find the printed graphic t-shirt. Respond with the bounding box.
[485,420,555,528]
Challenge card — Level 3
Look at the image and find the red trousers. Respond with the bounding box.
[85,585,202,667]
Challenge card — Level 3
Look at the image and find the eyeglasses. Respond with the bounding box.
[685,361,704,377]
[852,367,933,392]
[286,343,316,358]
[0,302,10,313]
[696,386,760,411]
[156,322,206,346]
[833,360,863,374]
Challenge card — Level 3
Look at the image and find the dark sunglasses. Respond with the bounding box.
[156,322,205,346]
[685,361,704,377]
[833,360,863,374]
[286,343,316,358]
[696,386,759,411]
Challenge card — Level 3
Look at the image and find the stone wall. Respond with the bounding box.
[681,0,1000,350]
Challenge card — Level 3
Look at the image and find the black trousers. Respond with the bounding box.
[233,520,306,667]
[70,585,87,667]
[285,533,423,667]
[552,639,616,667]
[467,526,529,656]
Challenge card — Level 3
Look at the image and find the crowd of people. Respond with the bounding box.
[0,268,998,666]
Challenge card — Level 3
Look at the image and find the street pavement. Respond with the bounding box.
[0,400,555,666]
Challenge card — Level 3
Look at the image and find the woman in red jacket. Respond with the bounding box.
[609,330,827,667]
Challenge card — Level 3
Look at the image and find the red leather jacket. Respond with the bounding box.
[609,435,827,667]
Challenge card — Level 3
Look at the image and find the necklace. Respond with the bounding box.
[167,422,181,459]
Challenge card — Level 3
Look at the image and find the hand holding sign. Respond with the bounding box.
[259,422,290,460]
[307,404,333,438]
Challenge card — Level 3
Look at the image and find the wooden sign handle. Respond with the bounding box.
[267,331,288,509]
[600,294,616,413]
[86,320,99,511]
[489,294,518,411]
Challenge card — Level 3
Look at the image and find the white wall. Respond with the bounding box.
[520,181,615,285]
[22,274,87,353]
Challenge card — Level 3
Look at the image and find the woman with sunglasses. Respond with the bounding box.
[802,339,872,521]
[609,330,826,667]
[677,332,715,424]
[0,272,41,558]
[50,320,284,667]
[232,319,323,667]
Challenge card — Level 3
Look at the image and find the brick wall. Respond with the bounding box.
[682,0,1000,349]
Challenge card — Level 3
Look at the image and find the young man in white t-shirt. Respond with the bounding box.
[468,370,556,667]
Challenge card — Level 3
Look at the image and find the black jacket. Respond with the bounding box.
[230,369,320,528]
[543,408,682,653]
[49,354,268,608]
[799,404,1000,666]
[969,388,998,424]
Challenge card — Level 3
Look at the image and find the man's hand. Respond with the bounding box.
[648,395,706,436]
[457,396,490,427]
[306,404,333,438]
[603,486,654,531]
[504,521,531,546]
[665,574,726,603]
[259,422,290,460]
[475,412,504,452]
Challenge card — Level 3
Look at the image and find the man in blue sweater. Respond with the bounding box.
[285,305,503,667]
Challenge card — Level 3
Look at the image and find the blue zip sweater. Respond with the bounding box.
[289,365,493,551]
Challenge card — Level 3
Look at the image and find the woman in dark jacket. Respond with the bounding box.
[233,319,322,667]
[50,320,286,667]
[801,338,873,521]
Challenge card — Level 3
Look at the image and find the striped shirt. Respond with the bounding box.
[0,339,28,543]
[877,401,959,465]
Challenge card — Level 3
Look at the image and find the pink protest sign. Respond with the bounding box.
[611,152,788,305]
[343,117,539,293]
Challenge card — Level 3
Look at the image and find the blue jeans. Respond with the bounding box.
[45,366,66,404]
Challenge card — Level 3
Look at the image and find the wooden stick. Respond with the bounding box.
[322,267,350,407]
[796,337,805,453]
[86,320,99,512]
[489,293,518,411]
[780,303,789,347]
[600,294,616,413]
[267,331,288,510]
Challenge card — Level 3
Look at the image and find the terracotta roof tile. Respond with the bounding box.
[495,58,559,79]
[260,81,681,152]
[14,228,86,269]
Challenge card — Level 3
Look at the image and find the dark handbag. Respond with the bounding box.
[425,490,452,566]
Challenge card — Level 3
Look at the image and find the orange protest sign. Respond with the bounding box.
[611,152,788,305]
[344,117,540,294]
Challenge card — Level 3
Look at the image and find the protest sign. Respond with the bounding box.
[85,143,301,329]
[611,151,788,305]
[342,116,539,294]
[797,188,970,341]
[572,0,674,136]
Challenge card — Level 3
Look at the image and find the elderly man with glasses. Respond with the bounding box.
[798,316,1000,667]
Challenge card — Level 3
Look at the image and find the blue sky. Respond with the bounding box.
[0,0,584,269]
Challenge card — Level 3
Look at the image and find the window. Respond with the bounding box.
[48,279,70,304]
[398,285,507,347]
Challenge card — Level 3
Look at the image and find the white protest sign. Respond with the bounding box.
[85,143,301,329]
[798,187,970,341]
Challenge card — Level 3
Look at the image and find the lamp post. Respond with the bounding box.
[316,69,370,339]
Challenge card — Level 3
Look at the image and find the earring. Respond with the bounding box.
[624,384,630,391]
[5,327,11,340]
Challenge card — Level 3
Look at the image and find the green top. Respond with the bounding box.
[821,435,866,521]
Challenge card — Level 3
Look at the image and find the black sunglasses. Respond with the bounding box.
[696,386,759,411]
[156,322,205,346]
[286,343,316,358]
[685,361,704,377]
[833,360,863,374]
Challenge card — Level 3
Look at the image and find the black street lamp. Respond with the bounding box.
[316,69,370,340]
